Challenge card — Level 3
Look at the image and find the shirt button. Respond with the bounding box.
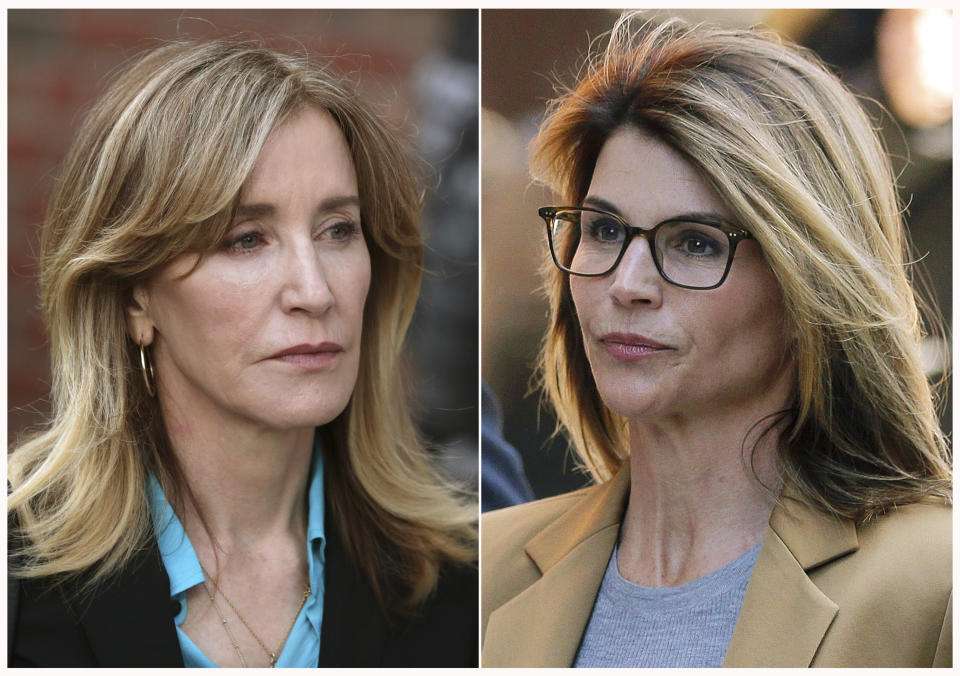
[171,600,182,616]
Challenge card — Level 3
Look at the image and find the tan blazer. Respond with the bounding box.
[482,465,952,667]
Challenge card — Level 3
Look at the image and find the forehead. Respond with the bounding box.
[588,126,732,222]
[240,105,358,204]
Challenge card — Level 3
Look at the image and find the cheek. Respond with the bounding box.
[358,251,372,310]
[148,266,266,355]
[703,251,790,354]
[339,247,371,321]
[743,276,790,351]
[698,287,790,376]
[156,290,248,365]
[151,253,262,315]
[568,277,594,329]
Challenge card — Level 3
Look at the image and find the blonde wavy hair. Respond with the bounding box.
[8,39,476,613]
[532,14,950,521]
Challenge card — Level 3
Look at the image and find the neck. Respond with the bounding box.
[159,393,315,556]
[618,401,787,587]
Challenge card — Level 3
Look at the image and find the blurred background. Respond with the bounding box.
[481,9,952,502]
[7,9,479,488]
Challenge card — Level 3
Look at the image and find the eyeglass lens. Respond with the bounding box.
[550,208,732,288]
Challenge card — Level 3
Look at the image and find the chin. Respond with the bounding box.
[593,378,667,421]
[253,391,354,431]
[260,409,348,432]
[254,367,360,428]
[303,396,353,425]
[600,399,659,421]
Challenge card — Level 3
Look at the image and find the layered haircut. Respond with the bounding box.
[532,14,950,521]
[8,39,475,614]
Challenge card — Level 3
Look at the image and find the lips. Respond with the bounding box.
[599,332,671,361]
[269,343,343,369]
[270,343,342,358]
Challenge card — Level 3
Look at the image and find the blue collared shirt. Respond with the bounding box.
[147,442,326,668]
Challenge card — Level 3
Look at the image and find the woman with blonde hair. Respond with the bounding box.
[8,39,477,667]
[482,14,950,667]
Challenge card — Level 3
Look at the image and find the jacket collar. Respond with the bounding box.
[526,465,630,573]
[68,503,387,667]
[724,488,858,666]
[485,464,859,667]
[484,465,630,666]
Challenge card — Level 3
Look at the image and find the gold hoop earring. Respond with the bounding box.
[139,339,157,397]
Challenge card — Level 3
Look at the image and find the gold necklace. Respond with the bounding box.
[200,579,249,667]
[200,562,310,667]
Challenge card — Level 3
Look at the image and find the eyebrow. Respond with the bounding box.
[582,195,735,227]
[233,195,361,222]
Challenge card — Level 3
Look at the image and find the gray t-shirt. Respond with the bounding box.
[574,541,761,667]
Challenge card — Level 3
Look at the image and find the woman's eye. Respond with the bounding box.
[675,232,721,256]
[320,221,360,241]
[230,232,262,251]
[584,219,623,243]
[683,236,710,254]
[329,224,350,240]
[223,231,264,253]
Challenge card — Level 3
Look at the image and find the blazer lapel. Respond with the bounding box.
[724,493,858,667]
[76,546,184,667]
[483,466,630,667]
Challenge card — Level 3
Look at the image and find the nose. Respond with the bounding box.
[608,236,663,308]
[279,239,334,315]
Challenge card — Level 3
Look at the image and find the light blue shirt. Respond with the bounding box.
[147,441,326,668]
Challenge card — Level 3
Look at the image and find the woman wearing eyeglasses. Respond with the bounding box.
[482,15,951,668]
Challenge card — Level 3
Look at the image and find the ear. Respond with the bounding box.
[126,284,155,346]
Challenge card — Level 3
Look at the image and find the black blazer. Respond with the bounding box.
[8,514,478,667]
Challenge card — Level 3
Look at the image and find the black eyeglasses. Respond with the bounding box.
[539,206,755,290]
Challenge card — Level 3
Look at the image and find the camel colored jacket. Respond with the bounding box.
[482,466,951,667]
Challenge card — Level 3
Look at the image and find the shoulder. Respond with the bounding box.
[841,501,951,588]
[8,531,182,667]
[429,560,479,615]
[9,573,93,666]
[857,501,951,554]
[854,501,950,593]
[8,520,91,666]
[810,502,952,667]
[385,561,479,667]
